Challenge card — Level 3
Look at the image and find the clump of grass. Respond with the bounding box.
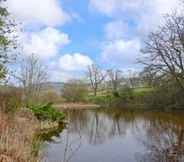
[29,102,65,123]
[0,110,41,162]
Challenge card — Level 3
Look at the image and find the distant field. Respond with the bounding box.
[133,87,153,93]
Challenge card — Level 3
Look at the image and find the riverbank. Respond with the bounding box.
[0,106,64,162]
[54,103,100,110]
[0,109,40,162]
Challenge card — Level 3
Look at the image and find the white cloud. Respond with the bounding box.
[22,27,70,59]
[6,0,70,27]
[91,0,182,69]
[90,0,180,17]
[105,20,130,40]
[90,0,181,34]
[59,53,93,71]
[101,39,141,68]
[46,53,93,82]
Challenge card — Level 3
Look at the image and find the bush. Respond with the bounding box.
[29,103,65,122]
[87,95,117,107]
[62,80,88,102]
[39,90,64,104]
[119,86,134,103]
[0,87,22,113]
[143,81,184,110]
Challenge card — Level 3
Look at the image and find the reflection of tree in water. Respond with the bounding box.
[43,110,184,162]
[66,109,137,145]
[135,113,184,162]
[63,129,82,162]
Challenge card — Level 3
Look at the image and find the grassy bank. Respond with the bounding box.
[87,85,184,111]
[86,87,154,109]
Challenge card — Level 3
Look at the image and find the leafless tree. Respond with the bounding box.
[15,54,47,102]
[107,69,123,95]
[141,13,184,90]
[87,64,106,96]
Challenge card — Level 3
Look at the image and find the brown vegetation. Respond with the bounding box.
[0,87,22,113]
[0,110,40,162]
[62,80,88,102]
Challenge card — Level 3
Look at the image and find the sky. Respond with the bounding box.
[5,0,181,82]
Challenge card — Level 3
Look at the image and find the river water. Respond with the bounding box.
[42,109,184,162]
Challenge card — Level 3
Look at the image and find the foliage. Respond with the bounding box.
[143,80,184,110]
[0,0,16,80]
[87,86,155,108]
[29,102,65,122]
[62,80,88,102]
[88,95,111,105]
[119,86,134,103]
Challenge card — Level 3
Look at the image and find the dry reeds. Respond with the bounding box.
[0,110,40,162]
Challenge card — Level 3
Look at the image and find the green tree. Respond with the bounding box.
[0,0,16,80]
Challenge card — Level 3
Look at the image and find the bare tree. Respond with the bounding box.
[107,69,122,96]
[141,13,184,90]
[15,54,47,102]
[87,64,106,96]
[126,70,140,88]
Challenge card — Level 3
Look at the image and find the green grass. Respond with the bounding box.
[29,102,65,122]
[132,87,154,96]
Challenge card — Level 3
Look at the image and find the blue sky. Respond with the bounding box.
[6,0,181,81]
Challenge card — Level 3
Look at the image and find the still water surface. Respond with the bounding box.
[42,109,184,162]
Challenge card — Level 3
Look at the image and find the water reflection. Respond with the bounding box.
[135,113,184,162]
[42,109,184,162]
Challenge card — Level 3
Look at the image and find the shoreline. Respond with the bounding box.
[53,103,100,110]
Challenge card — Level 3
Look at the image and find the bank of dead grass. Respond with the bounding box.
[0,110,40,162]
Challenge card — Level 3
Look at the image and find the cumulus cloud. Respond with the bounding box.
[90,0,182,69]
[6,0,70,27]
[105,20,130,40]
[90,0,180,17]
[23,27,70,59]
[59,53,93,71]
[46,53,93,82]
[90,0,181,34]
[101,39,141,68]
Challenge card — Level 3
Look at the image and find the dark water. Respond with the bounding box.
[42,109,184,162]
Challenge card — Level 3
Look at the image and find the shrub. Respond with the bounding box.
[62,80,88,102]
[39,90,64,104]
[143,81,184,110]
[87,95,115,107]
[0,87,22,113]
[119,86,134,103]
[29,103,65,122]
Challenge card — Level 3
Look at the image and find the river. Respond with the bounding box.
[41,108,184,162]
